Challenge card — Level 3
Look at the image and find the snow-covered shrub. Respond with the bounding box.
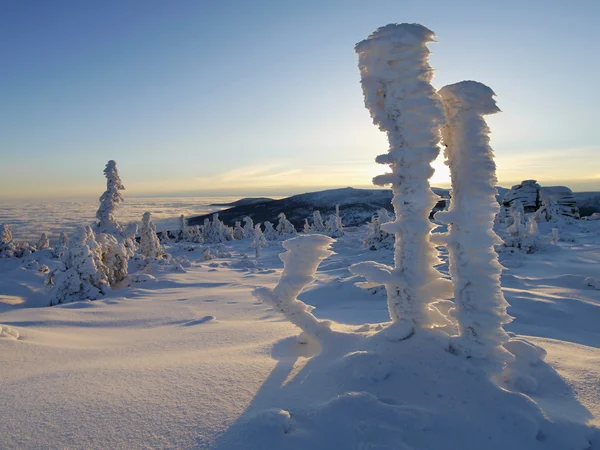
[48,226,110,305]
[96,232,129,284]
[254,235,334,343]
[251,223,268,258]
[276,213,296,236]
[243,216,255,239]
[0,223,16,258]
[233,221,245,240]
[312,210,325,232]
[303,219,311,233]
[160,229,171,244]
[96,160,125,235]
[349,24,451,339]
[263,221,278,241]
[325,205,344,238]
[140,212,165,259]
[436,81,511,361]
[36,233,50,250]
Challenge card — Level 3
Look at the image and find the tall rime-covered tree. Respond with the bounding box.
[96,160,125,235]
[436,81,511,360]
[349,24,451,339]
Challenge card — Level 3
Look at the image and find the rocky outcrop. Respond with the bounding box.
[539,186,579,219]
[502,180,579,219]
[502,180,541,213]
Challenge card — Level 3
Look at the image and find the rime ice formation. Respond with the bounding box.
[96,160,125,235]
[254,235,334,343]
[350,24,451,338]
[436,81,511,360]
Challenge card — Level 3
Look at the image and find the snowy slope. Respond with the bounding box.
[1,222,600,448]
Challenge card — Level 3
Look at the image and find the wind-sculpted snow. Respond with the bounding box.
[253,235,334,343]
[436,81,511,362]
[351,23,450,336]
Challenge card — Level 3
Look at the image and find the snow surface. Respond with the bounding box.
[1,219,600,448]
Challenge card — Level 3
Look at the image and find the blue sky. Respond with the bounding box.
[0,0,598,199]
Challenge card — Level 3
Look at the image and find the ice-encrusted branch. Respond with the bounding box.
[350,23,451,338]
[436,81,511,360]
[253,235,334,343]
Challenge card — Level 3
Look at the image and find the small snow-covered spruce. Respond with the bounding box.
[96,160,125,235]
[36,233,50,250]
[435,81,511,361]
[325,205,344,238]
[254,235,334,343]
[243,216,255,239]
[96,233,129,284]
[263,221,278,241]
[0,223,16,258]
[48,226,110,305]
[204,214,231,244]
[233,221,245,240]
[312,210,325,232]
[504,200,541,252]
[251,223,268,258]
[276,212,297,236]
[349,24,451,339]
[140,212,165,259]
[303,218,311,233]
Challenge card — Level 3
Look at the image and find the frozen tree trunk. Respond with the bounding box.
[254,235,334,343]
[350,24,451,339]
[436,81,511,360]
[96,160,125,235]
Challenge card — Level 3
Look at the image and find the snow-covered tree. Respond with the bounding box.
[503,200,541,252]
[203,214,231,244]
[96,160,125,235]
[325,205,344,238]
[251,223,268,258]
[140,212,165,259]
[48,226,110,305]
[233,221,245,240]
[436,81,511,360]
[96,233,129,284]
[263,221,278,241]
[312,210,325,232]
[2,223,12,244]
[303,219,311,233]
[0,223,16,258]
[349,24,451,339]
[36,233,50,250]
[276,213,297,236]
[160,229,170,244]
[243,216,255,239]
[253,235,334,343]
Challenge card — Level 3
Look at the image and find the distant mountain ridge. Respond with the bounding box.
[188,187,450,229]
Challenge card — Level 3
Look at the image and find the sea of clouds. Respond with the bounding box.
[0,197,240,243]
